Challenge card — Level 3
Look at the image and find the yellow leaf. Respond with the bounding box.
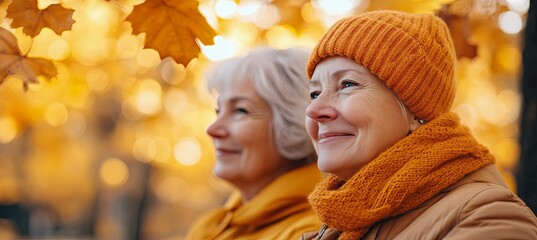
[126,0,216,65]
[0,27,57,90]
[6,0,75,37]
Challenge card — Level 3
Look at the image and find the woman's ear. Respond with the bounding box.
[409,117,423,132]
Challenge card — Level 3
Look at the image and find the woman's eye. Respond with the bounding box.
[235,108,248,114]
[342,81,357,88]
[310,91,320,100]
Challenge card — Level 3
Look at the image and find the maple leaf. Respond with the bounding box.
[6,0,75,37]
[0,27,57,90]
[126,0,216,65]
[438,7,477,60]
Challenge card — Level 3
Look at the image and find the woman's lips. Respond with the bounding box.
[318,132,353,144]
[215,148,241,156]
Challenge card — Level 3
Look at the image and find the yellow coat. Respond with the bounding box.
[186,163,323,240]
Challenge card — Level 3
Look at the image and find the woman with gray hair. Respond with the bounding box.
[186,47,323,239]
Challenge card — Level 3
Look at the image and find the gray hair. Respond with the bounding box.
[205,47,315,162]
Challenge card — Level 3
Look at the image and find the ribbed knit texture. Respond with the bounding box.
[307,113,495,240]
[306,10,457,122]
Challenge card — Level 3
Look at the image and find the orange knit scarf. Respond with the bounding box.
[308,113,495,239]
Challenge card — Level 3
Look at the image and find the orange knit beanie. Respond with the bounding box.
[307,10,457,122]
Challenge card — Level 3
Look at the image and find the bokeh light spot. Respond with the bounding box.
[63,111,87,138]
[44,103,68,127]
[48,39,71,60]
[499,11,523,35]
[200,36,238,61]
[215,0,237,19]
[0,116,18,143]
[99,158,129,187]
[133,137,157,163]
[86,69,110,93]
[136,49,161,68]
[117,35,141,59]
[173,138,202,166]
[135,79,162,115]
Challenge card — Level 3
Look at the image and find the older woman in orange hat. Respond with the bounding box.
[302,10,537,239]
[186,47,322,240]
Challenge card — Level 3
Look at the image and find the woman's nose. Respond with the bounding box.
[206,118,227,138]
[306,95,337,122]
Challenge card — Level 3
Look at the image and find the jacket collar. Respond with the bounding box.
[225,163,322,226]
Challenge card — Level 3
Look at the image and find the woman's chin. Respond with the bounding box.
[317,161,337,175]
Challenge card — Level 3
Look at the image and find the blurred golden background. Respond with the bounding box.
[0,0,530,239]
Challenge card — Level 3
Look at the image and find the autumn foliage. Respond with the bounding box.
[7,0,75,37]
[0,0,216,89]
[127,0,216,65]
[0,27,57,90]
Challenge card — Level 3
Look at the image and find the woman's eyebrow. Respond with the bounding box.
[309,79,320,88]
[331,68,365,79]
[310,67,366,85]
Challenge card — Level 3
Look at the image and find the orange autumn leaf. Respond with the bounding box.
[126,0,216,65]
[438,8,477,60]
[6,0,75,37]
[0,27,57,90]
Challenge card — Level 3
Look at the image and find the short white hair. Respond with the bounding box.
[205,47,315,162]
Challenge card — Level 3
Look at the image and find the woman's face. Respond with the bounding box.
[306,57,415,180]
[206,77,289,200]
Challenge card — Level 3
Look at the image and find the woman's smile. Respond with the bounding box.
[214,147,242,157]
[318,132,354,144]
